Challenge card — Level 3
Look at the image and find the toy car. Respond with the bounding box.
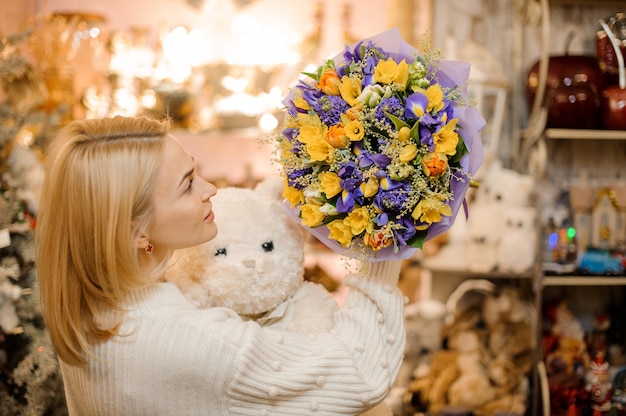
[577,248,625,276]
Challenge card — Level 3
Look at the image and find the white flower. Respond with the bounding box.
[319,203,339,216]
[358,85,392,107]
[304,187,322,205]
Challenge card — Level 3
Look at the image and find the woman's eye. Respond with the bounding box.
[261,241,274,252]
[215,247,227,256]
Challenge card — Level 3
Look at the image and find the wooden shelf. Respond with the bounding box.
[544,129,626,141]
[421,264,534,280]
[543,276,626,286]
[549,0,625,5]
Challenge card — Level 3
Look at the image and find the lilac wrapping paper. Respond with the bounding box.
[281,28,485,261]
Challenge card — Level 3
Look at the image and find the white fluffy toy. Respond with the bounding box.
[165,178,339,336]
[165,179,396,415]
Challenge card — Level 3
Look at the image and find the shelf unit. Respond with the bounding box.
[544,128,626,141]
[517,2,626,414]
[543,276,626,286]
[529,124,626,415]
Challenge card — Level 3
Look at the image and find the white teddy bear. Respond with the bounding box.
[496,205,538,274]
[466,161,536,273]
[165,178,339,336]
[165,179,395,415]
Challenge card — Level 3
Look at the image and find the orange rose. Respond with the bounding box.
[363,230,393,251]
[318,68,341,96]
[326,124,349,149]
[422,152,448,177]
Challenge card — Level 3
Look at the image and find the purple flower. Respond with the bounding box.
[353,186,365,206]
[356,146,391,169]
[362,55,378,76]
[286,167,312,189]
[312,95,350,126]
[393,217,417,246]
[404,91,429,120]
[282,127,298,142]
[336,162,364,213]
[373,183,410,213]
[441,99,454,121]
[418,113,442,152]
[376,96,404,129]
[343,41,364,65]
[301,85,323,108]
[338,162,362,191]
[336,190,355,213]
[379,176,403,190]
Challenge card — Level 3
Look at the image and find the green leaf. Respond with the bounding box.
[449,134,469,164]
[301,71,319,81]
[385,112,410,131]
[407,230,428,249]
[409,120,421,141]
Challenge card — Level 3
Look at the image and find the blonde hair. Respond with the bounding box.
[36,116,171,366]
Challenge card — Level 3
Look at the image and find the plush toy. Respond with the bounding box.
[165,178,338,335]
[405,284,535,415]
[477,160,535,208]
[465,202,501,273]
[447,349,496,410]
[497,205,538,273]
[466,162,536,273]
[166,179,396,415]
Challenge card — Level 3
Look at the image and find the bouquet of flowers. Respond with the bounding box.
[276,28,485,261]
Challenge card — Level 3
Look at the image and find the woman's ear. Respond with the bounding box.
[134,235,151,251]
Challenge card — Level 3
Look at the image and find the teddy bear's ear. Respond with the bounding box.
[254,175,284,202]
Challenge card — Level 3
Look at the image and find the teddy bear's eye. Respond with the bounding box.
[215,247,227,256]
[261,241,274,252]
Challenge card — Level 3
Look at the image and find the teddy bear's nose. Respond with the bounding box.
[242,259,255,269]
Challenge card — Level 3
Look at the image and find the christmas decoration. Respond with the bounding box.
[0,28,67,416]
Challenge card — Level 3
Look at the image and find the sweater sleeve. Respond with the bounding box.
[226,260,405,415]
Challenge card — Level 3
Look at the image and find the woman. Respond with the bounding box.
[36,116,406,415]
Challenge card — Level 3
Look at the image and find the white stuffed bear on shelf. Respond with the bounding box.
[466,161,536,273]
[165,178,339,335]
[497,205,538,274]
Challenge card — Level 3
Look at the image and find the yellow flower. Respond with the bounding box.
[422,152,448,177]
[360,178,379,198]
[298,123,334,162]
[319,171,341,198]
[411,196,452,226]
[398,126,410,142]
[374,58,408,85]
[283,184,304,207]
[424,84,445,113]
[293,95,311,111]
[399,144,418,163]
[326,124,349,149]
[318,68,341,96]
[393,59,409,86]
[299,203,325,227]
[433,118,459,155]
[344,207,372,236]
[327,219,353,248]
[344,119,364,142]
[295,112,320,128]
[339,76,361,106]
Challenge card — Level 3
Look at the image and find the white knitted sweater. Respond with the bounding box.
[59,260,405,415]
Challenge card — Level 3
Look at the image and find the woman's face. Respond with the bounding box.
[146,135,218,252]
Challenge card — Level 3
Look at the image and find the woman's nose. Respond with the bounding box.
[200,178,217,201]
